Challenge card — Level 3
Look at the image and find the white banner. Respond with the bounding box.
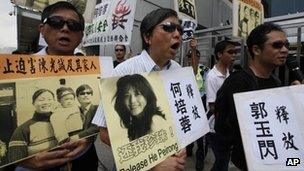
[100,67,209,170]
[83,0,136,46]
[234,85,304,171]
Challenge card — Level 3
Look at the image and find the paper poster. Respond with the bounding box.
[234,85,304,171]
[232,0,264,39]
[82,0,137,46]
[101,67,209,170]
[174,0,198,40]
[0,55,112,168]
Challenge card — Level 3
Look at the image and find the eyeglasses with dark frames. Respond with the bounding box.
[43,16,84,32]
[159,22,183,35]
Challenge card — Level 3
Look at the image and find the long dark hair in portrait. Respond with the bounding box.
[113,74,165,141]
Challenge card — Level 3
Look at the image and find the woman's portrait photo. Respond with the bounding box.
[113,74,166,141]
[101,72,177,145]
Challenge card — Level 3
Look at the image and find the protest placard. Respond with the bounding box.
[83,0,137,46]
[174,0,198,40]
[232,0,264,39]
[101,67,210,170]
[234,85,304,171]
[0,54,112,168]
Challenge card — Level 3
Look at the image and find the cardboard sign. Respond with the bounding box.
[0,55,112,168]
[174,0,198,40]
[83,0,137,46]
[234,85,304,171]
[101,67,210,170]
[232,0,264,39]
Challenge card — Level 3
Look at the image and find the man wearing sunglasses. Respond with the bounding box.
[36,1,84,55]
[19,2,98,171]
[93,8,187,171]
[214,22,289,170]
[113,44,126,68]
[76,84,99,139]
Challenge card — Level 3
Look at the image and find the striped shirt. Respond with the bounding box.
[92,50,181,127]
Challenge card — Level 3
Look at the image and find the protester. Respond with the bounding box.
[113,44,126,68]
[185,37,210,171]
[36,2,84,55]
[93,8,186,171]
[14,2,98,170]
[214,22,289,170]
[205,40,239,171]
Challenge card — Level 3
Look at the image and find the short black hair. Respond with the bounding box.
[214,40,239,60]
[140,8,178,51]
[115,44,126,51]
[41,1,84,30]
[246,22,284,58]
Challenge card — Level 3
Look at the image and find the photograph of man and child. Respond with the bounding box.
[0,76,100,167]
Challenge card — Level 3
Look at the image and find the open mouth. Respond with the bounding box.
[59,37,71,44]
[171,42,180,50]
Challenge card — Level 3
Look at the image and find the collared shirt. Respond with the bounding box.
[206,65,230,104]
[35,47,76,55]
[35,47,48,55]
[81,104,92,120]
[205,65,229,132]
[113,50,180,76]
[92,50,181,127]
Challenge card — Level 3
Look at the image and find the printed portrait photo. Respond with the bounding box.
[237,1,263,38]
[101,73,176,143]
[0,75,100,167]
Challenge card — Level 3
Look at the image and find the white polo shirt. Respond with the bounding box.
[206,65,230,104]
[205,65,229,132]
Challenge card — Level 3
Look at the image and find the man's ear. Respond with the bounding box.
[38,24,44,37]
[217,52,223,59]
[252,45,261,56]
[143,33,150,45]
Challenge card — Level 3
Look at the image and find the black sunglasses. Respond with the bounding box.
[159,22,183,35]
[79,91,92,96]
[115,49,125,52]
[271,40,290,49]
[43,16,84,32]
